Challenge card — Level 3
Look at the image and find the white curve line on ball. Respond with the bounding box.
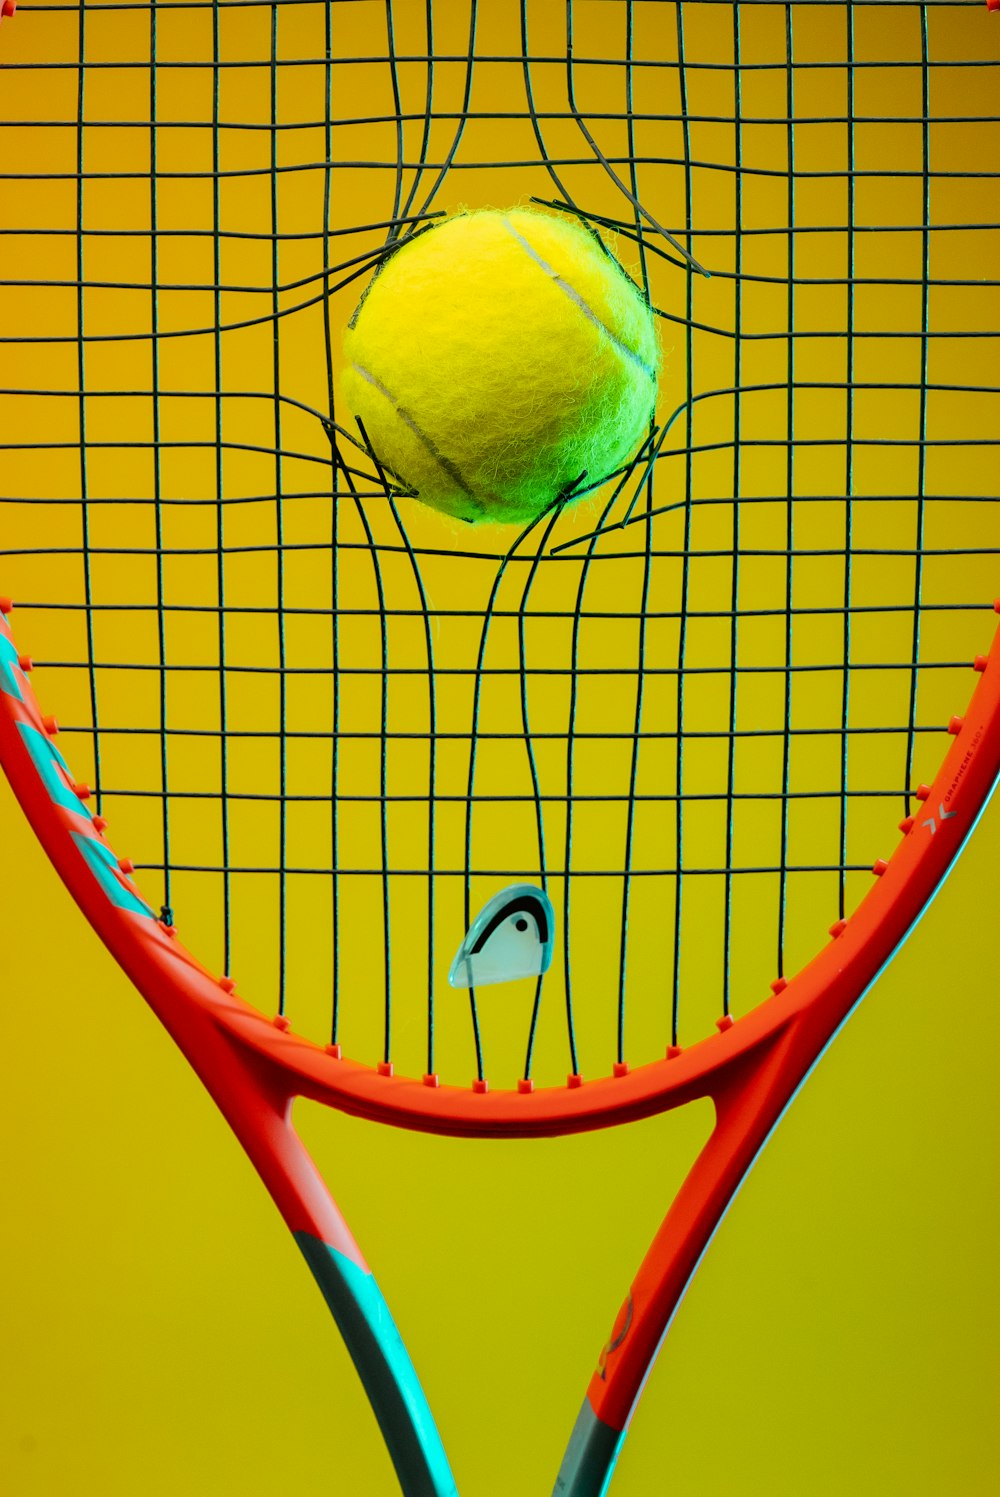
[500,216,658,382]
[350,362,486,514]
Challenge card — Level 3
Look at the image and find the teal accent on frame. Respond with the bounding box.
[0,632,24,702]
[295,1233,457,1497]
[17,721,89,819]
[71,831,156,920]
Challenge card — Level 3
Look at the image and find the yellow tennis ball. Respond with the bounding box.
[341,208,660,525]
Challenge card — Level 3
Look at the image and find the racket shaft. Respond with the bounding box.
[296,1232,457,1496]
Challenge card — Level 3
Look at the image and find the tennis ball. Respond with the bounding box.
[341,208,660,525]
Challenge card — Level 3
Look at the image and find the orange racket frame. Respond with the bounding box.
[3,591,1000,1495]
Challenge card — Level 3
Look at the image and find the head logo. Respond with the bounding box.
[922,803,957,836]
[596,1292,634,1380]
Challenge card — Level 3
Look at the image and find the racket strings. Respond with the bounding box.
[1,0,998,1086]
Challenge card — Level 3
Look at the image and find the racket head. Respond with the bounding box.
[2,0,999,1118]
[3,587,1000,1140]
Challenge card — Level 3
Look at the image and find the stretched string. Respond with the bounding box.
[0,0,997,1089]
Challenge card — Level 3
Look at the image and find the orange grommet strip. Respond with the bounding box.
[974,655,989,672]
[218,975,236,992]
[118,857,134,874]
[0,1,16,21]
[472,1078,488,1095]
[517,1077,534,1094]
[74,781,91,800]
[716,1014,734,1032]
[0,597,11,613]
[376,1060,393,1077]
[898,815,914,834]
[872,858,889,877]
[18,655,32,672]
[915,782,931,801]
[769,977,787,995]
[272,1014,291,1031]
[612,1061,629,1078]
[326,1044,343,1060]
[666,1044,682,1060]
[42,715,58,735]
[421,1072,439,1087]
[948,715,964,735]
[92,815,108,832]
[829,918,847,938]
[567,1073,583,1089]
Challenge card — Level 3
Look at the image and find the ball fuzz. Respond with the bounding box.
[342,209,660,525]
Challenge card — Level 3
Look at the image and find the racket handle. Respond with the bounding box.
[296,1232,458,1497]
[552,1399,623,1496]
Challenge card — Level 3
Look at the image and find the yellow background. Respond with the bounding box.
[2,2,999,1494]
[2,769,998,1495]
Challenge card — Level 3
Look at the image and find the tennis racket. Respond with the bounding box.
[2,2,998,1493]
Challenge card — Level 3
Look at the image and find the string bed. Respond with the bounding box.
[1,0,997,1092]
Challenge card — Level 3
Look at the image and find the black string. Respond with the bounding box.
[906,6,933,819]
[74,3,101,825]
[721,0,744,1024]
[776,1,796,983]
[270,3,289,1018]
[669,0,695,1050]
[325,0,340,1046]
[212,0,232,968]
[515,508,563,1081]
[838,2,857,926]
